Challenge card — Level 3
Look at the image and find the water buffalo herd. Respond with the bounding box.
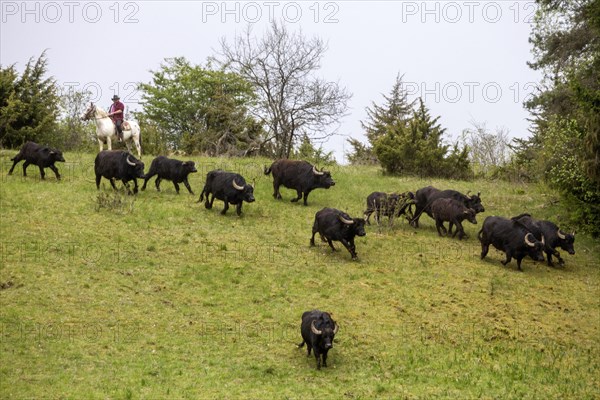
[7,143,578,369]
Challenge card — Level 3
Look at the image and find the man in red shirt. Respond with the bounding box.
[108,94,125,141]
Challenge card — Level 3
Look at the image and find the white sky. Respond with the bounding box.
[1,1,541,162]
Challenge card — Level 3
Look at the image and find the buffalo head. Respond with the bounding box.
[556,229,576,254]
[466,191,485,213]
[233,178,255,203]
[313,166,335,189]
[524,233,546,261]
[126,154,145,178]
[310,318,339,349]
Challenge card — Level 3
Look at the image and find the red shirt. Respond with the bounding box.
[109,101,125,122]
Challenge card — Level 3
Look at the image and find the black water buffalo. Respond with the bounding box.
[94,150,145,194]
[198,170,254,216]
[298,310,339,370]
[411,186,484,229]
[8,141,65,180]
[310,208,366,260]
[430,198,478,240]
[264,160,335,205]
[479,216,546,271]
[141,156,197,194]
[511,214,576,266]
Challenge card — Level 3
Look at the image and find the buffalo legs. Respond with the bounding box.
[181,179,194,194]
[8,159,60,180]
[272,181,283,200]
[274,184,310,206]
[298,340,329,370]
[7,157,22,175]
[291,190,310,205]
[310,232,358,260]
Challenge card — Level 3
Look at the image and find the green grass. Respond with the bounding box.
[1,151,598,399]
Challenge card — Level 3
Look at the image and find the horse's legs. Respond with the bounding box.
[134,139,142,159]
[98,138,104,152]
[106,136,112,151]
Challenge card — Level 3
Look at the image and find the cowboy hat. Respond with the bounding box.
[111,95,120,101]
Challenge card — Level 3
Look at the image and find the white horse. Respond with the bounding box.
[81,102,142,158]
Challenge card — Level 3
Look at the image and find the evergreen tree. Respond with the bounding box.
[0,51,60,148]
[346,74,414,165]
[294,134,335,165]
[372,96,470,178]
[345,137,378,165]
[406,98,449,176]
[361,74,414,144]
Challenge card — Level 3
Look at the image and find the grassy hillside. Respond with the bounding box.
[0,151,598,399]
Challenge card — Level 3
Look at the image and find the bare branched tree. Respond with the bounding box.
[461,121,512,173]
[215,21,351,158]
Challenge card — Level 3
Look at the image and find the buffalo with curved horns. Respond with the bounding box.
[479,215,546,271]
[298,310,339,370]
[94,150,145,194]
[264,159,335,205]
[311,207,366,260]
[511,213,575,266]
[198,170,254,216]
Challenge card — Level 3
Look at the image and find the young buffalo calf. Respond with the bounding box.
[141,156,197,194]
[430,198,477,240]
[8,141,65,180]
[298,310,339,370]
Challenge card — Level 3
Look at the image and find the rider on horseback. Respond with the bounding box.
[108,95,125,141]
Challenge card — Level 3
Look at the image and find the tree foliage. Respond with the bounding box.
[293,134,335,165]
[216,21,351,159]
[345,138,378,165]
[0,51,60,148]
[54,87,96,151]
[520,0,600,235]
[138,57,264,156]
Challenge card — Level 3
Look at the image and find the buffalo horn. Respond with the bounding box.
[541,235,545,245]
[333,323,339,335]
[310,320,322,335]
[338,215,355,225]
[232,179,244,191]
[126,156,136,166]
[466,191,472,200]
[557,230,566,240]
[524,233,536,247]
[312,166,324,176]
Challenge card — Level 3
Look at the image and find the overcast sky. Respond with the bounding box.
[1,1,541,162]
